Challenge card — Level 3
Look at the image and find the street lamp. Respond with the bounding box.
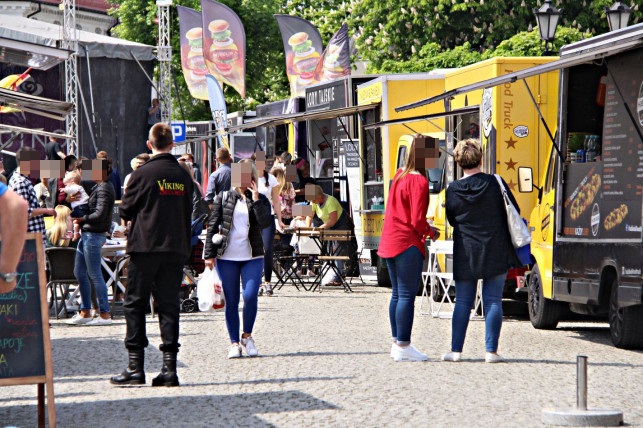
[604,2,633,31]
[533,0,563,55]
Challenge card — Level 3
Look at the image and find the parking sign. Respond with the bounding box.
[171,122,186,142]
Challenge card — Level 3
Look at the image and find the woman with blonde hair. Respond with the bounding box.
[378,135,439,362]
[46,205,75,248]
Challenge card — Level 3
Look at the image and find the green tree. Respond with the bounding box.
[350,0,641,71]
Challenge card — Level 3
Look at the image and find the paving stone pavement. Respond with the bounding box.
[1,280,642,427]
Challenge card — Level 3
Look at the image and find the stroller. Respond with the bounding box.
[180,214,208,313]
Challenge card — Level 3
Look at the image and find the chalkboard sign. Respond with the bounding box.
[0,233,56,426]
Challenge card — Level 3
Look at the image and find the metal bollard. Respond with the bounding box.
[542,354,623,426]
[576,355,587,411]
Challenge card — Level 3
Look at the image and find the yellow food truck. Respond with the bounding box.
[368,58,560,294]
[356,72,451,283]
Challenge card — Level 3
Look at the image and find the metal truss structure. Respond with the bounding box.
[157,0,172,123]
[61,0,78,156]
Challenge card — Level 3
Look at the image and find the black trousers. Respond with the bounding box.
[123,252,185,352]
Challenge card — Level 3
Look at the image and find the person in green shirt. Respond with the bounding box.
[304,185,356,286]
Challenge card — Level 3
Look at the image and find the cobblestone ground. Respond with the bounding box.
[1,281,642,427]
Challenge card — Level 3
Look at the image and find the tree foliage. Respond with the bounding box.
[350,0,641,71]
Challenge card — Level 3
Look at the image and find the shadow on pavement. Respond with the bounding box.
[0,390,339,427]
[187,375,353,387]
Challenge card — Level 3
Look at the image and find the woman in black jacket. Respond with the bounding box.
[67,158,116,326]
[204,159,272,359]
[442,139,522,364]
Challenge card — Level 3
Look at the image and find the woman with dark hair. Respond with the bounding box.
[442,138,521,363]
[67,158,116,325]
[378,136,438,362]
[179,159,210,222]
[293,157,316,203]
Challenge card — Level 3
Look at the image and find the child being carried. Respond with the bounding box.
[60,171,90,240]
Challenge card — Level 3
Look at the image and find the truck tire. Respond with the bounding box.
[528,264,563,329]
[376,256,391,288]
[609,279,643,349]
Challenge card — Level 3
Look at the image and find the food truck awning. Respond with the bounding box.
[228,104,377,133]
[363,105,480,130]
[394,23,643,113]
[0,87,73,120]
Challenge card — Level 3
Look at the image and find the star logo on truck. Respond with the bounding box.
[507,179,517,191]
[505,158,517,170]
[505,137,517,149]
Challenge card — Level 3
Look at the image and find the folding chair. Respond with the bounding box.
[45,247,78,319]
[313,230,353,292]
[420,240,455,317]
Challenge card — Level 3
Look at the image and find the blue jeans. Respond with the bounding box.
[216,258,264,343]
[451,272,506,353]
[74,231,110,313]
[261,216,275,283]
[385,246,423,345]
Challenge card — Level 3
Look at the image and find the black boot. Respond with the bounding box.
[152,351,180,387]
[110,350,145,385]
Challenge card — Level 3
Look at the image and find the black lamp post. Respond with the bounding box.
[604,2,633,31]
[533,0,563,55]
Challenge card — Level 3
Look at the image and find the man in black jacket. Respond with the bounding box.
[111,123,193,387]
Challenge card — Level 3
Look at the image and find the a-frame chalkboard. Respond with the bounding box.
[0,233,56,427]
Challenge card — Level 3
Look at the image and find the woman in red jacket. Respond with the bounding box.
[378,137,438,362]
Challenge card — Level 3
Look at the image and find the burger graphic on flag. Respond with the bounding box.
[184,27,208,92]
[288,32,321,87]
[321,43,348,81]
[208,19,239,77]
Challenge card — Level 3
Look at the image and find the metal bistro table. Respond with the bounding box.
[62,240,128,314]
[101,240,128,298]
[290,227,354,292]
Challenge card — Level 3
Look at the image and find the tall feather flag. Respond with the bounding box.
[200,0,246,99]
[315,23,351,83]
[176,6,208,100]
[274,15,323,98]
[206,74,229,149]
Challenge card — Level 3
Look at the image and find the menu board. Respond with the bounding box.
[0,236,47,380]
[601,53,643,239]
[0,234,55,425]
[562,51,643,239]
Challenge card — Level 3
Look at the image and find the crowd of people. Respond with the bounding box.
[0,124,524,386]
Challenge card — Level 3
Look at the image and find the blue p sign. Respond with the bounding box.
[171,122,186,143]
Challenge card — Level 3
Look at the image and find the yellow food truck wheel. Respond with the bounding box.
[528,264,564,329]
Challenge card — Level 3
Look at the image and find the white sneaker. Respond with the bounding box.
[228,344,242,359]
[441,352,462,362]
[66,313,93,325]
[390,343,396,359]
[86,317,112,326]
[241,337,258,357]
[485,352,504,363]
[392,344,428,362]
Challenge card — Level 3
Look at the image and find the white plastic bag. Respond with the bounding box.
[494,174,531,248]
[197,267,225,312]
